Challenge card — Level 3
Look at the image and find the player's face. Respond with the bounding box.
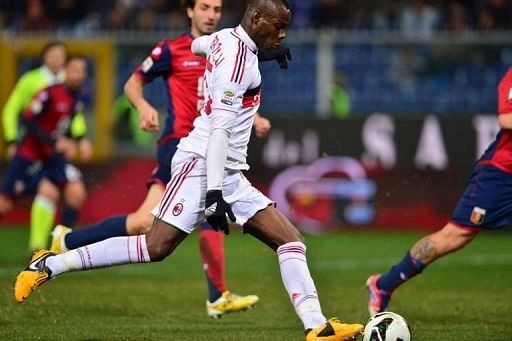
[188,0,222,37]
[43,45,67,74]
[252,5,290,50]
[65,59,87,90]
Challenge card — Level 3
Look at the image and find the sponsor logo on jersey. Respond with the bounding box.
[470,206,486,225]
[183,60,201,67]
[172,203,184,216]
[508,88,512,102]
[142,57,154,72]
[221,89,235,106]
[56,102,70,113]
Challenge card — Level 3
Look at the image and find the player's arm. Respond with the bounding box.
[68,108,93,162]
[191,35,212,57]
[253,112,271,138]
[21,90,55,145]
[124,40,173,132]
[498,113,512,129]
[205,59,254,233]
[498,68,512,130]
[2,74,31,145]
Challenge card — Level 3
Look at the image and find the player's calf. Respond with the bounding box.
[145,218,188,261]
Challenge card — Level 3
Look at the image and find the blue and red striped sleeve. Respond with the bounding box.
[134,40,173,83]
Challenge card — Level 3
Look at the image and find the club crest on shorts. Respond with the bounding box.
[172,203,184,216]
[470,206,486,225]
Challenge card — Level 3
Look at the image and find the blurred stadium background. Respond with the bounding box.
[0,1,511,339]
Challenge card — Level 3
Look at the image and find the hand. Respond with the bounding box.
[6,143,17,160]
[138,102,160,131]
[258,46,292,69]
[253,113,271,138]
[78,139,93,162]
[55,137,77,160]
[204,190,236,235]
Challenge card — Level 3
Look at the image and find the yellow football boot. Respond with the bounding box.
[305,318,364,341]
[206,291,259,318]
[49,225,72,253]
[14,250,55,303]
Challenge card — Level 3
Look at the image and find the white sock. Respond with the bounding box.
[46,235,150,277]
[277,242,327,330]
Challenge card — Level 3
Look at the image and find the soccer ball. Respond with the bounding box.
[363,312,411,341]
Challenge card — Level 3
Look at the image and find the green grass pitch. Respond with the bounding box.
[0,227,511,340]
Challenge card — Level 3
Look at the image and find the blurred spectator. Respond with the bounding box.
[166,9,187,31]
[373,0,400,31]
[20,0,52,32]
[135,8,157,31]
[312,0,348,29]
[444,1,471,31]
[388,46,424,93]
[347,0,374,31]
[105,5,128,31]
[400,0,441,38]
[290,0,315,29]
[481,0,512,30]
[47,0,86,30]
[477,8,495,30]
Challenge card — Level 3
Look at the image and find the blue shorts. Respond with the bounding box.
[1,153,82,199]
[451,165,512,230]
[146,138,179,188]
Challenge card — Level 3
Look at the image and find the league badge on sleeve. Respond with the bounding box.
[142,57,154,72]
[221,89,235,106]
[470,206,486,225]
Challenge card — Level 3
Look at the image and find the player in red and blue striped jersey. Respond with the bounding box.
[367,67,512,316]
[50,0,271,318]
[0,56,92,249]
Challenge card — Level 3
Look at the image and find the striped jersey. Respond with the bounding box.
[178,26,262,170]
[134,33,205,143]
[478,67,512,172]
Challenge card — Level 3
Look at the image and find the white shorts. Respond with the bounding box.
[151,150,273,234]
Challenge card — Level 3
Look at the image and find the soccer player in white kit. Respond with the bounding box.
[14,1,364,339]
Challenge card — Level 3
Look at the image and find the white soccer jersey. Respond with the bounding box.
[178,26,261,170]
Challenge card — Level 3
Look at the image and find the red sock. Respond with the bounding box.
[199,229,226,301]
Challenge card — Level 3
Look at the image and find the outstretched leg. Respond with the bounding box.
[244,206,363,339]
[14,218,187,302]
[52,184,163,253]
[367,222,479,315]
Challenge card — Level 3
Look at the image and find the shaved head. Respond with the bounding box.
[241,0,291,49]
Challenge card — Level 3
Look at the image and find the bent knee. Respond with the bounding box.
[64,182,87,207]
[127,213,153,235]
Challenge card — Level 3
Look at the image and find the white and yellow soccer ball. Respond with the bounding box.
[363,312,411,341]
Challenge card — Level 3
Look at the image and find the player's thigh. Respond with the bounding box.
[151,153,205,234]
[431,222,479,250]
[62,180,87,206]
[2,155,42,198]
[244,205,304,251]
[451,166,512,230]
[37,178,61,202]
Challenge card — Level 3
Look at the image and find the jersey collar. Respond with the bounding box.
[233,25,257,54]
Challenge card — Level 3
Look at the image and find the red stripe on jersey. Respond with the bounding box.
[498,67,512,115]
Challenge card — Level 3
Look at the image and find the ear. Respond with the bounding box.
[252,10,263,26]
[187,7,194,20]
